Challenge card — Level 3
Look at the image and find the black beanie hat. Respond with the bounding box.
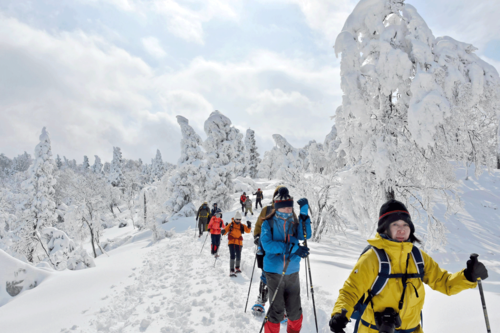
[377,199,415,235]
[274,187,293,210]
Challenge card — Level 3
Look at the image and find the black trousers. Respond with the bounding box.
[255,198,262,209]
[211,234,221,254]
[265,272,302,323]
[229,244,242,271]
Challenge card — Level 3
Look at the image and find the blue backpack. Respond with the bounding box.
[350,245,425,333]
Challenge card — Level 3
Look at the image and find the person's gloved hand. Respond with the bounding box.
[295,245,309,258]
[254,235,260,246]
[465,254,488,282]
[329,309,349,333]
[221,230,226,236]
[207,228,210,232]
[297,198,309,216]
[247,221,252,228]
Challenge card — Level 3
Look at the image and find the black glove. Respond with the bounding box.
[254,235,260,246]
[221,230,226,236]
[295,245,309,258]
[329,309,348,333]
[465,254,488,282]
[247,221,252,228]
[207,229,210,232]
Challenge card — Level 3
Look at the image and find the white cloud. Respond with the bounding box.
[0,16,180,163]
[93,0,241,44]
[142,36,167,58]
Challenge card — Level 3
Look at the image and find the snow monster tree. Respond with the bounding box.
[334,0,500,248]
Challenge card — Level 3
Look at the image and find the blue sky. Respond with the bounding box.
[0,0,499,164]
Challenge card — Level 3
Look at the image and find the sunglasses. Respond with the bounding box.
[235,219,241,222]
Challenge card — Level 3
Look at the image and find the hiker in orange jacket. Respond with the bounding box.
[208,209,225,257]
[222,211,251,277]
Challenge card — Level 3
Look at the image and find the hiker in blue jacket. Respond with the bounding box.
[260,186,311,333]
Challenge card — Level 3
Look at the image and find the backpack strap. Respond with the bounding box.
[370,247,391,296]
[411,246,425,278]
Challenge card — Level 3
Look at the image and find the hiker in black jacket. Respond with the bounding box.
[253,188,264,209]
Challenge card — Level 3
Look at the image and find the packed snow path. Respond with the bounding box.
[83,229,332,333]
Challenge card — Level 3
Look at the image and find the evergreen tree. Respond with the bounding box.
[18,127,57,262]
[108,147,124,187]
[92,155,103,175]
[333,0,500,248]
[201,110,238,210]
[82,156,90,172]
[55,155,63,169]
[245,129,261,178]
[149,149,165,183]
[165,116,204,215]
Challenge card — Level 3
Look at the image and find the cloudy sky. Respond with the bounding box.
[1,0,499,164]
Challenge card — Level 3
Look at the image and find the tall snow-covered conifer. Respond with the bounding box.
[201,110,239,210]
[92,155,103,175]
[333,0,500,248]
[108,147,124,187]
[149,149,165,183]
[82,156,90,172]
[19,127,57,262]
[245,129,261,178]
[165,116,204,216]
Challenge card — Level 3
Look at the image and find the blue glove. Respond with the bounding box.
[295,246,309,258]
[297,198,309,215]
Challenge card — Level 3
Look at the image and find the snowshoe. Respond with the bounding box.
[230,271,237,277]
[214,254,220,258]
[235,268,242,274]
[281,313,288,324]
[251,304,265,316]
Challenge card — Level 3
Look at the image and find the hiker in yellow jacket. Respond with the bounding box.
[329,199,489,333]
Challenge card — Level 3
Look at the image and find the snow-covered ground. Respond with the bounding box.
[1,169,500,333]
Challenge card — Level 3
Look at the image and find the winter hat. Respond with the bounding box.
[258,188,261,191]
[273,187,293,210]
[377,199,415,235]
[234,211,242,220]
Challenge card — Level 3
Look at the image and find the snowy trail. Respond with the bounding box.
[81,229,332,333]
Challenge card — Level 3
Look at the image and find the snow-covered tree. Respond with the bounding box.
[82,156,90,172]
[108,147,124,187]
[55,155,63,169]
[323,124,344,174]
[259,134,303,180]
[165,116,204,216]
[140,163,150,185]
[40,227,95,270]
[18,127,57,262]
[149,149,165,183]
[201,110,241,209]
[91,155,103,175]
[333,0,500,248]
[9,152,32,175]
[245,129,261,178]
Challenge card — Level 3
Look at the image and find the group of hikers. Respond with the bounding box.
[195,185,490,333]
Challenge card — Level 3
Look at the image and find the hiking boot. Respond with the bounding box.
[235,268,242,274]
[230,270,237,277]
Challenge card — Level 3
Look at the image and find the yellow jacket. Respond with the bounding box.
[332,234,477,333]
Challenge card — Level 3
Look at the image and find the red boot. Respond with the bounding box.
[287,314,303,333]
[264,320,280,333]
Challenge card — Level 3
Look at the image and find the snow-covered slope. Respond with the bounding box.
[1,170,499,333]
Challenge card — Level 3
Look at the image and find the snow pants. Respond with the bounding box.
[255,198,263,209]
[265,272,302,324]
[241,202,245,212]
[228,244,242,271]
[198,217,208,236]
[245,206,254,216]
[211,234,221,255]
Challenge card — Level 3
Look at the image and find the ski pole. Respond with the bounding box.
[200,232,209,254]
[471,254,491,333]
[305,258,310,300]
[301,214,318,333]
[245,249,258,313]
[259,222,294,333]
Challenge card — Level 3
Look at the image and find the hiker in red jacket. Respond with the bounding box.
[207,209,225,257]
[240,192,247,213]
